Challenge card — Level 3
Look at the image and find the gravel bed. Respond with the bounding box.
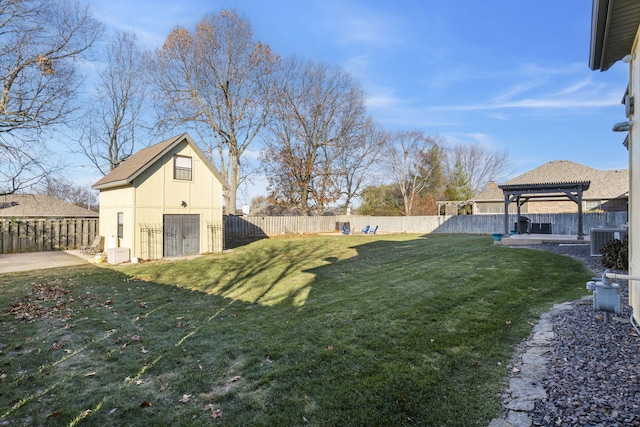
[525,243,640,426]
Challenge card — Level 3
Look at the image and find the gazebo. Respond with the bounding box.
[499,181,591,239]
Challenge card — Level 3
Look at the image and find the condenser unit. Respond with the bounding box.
[590,228,627,256]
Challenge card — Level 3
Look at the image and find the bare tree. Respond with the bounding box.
[80,31,147,175]
[385,131,437,216]
[445,144,510,196]
[0,0,103,195]
[262,57,367,215]
[41,176,98,210]
[147,10,279,213]
[335,117,386,211]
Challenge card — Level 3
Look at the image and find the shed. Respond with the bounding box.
[92,133,229,260]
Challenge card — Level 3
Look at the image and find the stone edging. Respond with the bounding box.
[488,301,577,427]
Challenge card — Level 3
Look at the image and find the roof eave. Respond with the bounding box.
[589,0,610,71]
[92,179,132,191]
[589,0,640,71]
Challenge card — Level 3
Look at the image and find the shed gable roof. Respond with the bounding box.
[92,133,230,191]
[0,194,98,218]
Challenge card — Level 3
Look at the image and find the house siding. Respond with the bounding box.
[98,187,135,250]
[628,31,640,323]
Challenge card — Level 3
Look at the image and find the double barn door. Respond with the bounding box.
[163,214,200,257]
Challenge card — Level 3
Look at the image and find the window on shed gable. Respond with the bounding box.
[174,155,192,181]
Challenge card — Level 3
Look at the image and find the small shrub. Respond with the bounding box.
[600,235,628,270]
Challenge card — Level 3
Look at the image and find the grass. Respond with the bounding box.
[0,234,591,426]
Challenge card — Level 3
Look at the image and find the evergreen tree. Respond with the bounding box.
[444,160,473,201]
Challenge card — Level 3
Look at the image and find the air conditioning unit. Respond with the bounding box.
[590,228,627,256]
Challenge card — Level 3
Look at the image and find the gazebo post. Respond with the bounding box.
[503,193,510,235]
[577,188,584,240]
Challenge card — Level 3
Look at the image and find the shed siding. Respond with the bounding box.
[98,138,225,259]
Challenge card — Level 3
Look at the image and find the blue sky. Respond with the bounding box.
[79,0,629,205]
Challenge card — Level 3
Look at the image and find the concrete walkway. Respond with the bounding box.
[0,250,96,274]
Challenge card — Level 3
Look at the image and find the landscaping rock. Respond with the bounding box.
[491,242,640,426]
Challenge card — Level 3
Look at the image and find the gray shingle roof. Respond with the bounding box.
[474,160,628,201]
[0,194,98,218]
[92,133,230,191]
[92,134,183,189]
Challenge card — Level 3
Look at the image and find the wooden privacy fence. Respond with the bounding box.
[225,212,628,239]
[225,215,339,240]
[0,218,99,254]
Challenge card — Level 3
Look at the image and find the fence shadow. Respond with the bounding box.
[224,215,269,249]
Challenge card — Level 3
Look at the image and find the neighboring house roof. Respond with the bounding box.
[473,182,504,202]
[0,194,98,218]
[92,133,230,191]
[474,160,628,201]
[590,0,640,71]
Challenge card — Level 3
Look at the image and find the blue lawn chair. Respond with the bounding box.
[341,224,350,235]
[361,225,370,234]
[369,225,378,234]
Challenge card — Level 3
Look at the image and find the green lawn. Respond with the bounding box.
[0,234,590,426]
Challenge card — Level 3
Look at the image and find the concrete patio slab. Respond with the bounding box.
[0,250,96,274]
[498,234,590,245]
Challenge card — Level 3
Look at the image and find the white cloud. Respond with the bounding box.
[314,1,401,47]
[551,78,593,96]
[442,95,621,111]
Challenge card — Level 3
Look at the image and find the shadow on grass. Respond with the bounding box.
[0,234,591,426]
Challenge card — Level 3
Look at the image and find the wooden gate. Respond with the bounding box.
[163,215,200,257]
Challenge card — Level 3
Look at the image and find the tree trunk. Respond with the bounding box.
[228,154,240,215]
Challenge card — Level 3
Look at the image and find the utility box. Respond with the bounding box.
[107,247,130,265]
[586,271,623,322]
[590,227,627,256]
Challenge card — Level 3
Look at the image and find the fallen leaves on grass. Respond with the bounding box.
[178,394,192,403]
[140,401,152,408]
[6,279,91,322]
[45,411,62,420]
[49,341,65,351]
[203,404,223,419]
